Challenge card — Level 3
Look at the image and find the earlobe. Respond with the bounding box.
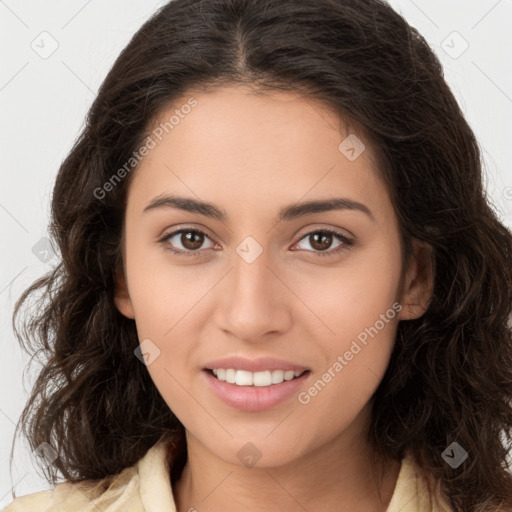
[113,267,135,319]
[398,239,435,321]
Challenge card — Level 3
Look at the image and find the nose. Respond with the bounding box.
[213,247,293,342]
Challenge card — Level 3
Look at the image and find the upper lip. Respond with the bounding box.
[204,356,310,373]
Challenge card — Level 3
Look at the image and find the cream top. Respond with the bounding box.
[3,440,453,511]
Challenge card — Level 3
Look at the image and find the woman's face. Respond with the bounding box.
[115,84,431,467]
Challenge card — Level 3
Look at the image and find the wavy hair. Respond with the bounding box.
[11,0,512,509]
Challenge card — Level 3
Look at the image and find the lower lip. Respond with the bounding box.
[203,370,311,412]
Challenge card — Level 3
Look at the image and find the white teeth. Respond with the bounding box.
[271,370,284,384]
[210,368,306,386]
[235,370,253,386]
[253,370,272,386]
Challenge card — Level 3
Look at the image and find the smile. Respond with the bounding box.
[210,368,306,387]
[203,368,311,412]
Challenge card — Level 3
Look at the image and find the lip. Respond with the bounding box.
[203,368,311,412]
[203,356,310,373]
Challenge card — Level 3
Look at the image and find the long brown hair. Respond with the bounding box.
[11,0,512,509]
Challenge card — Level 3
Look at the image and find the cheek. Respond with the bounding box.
[124,235,211,336]
[296,313,399,439]
[291,236,401,408]
[288,235,402,342]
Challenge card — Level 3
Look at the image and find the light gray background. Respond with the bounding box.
[1,0,511,505]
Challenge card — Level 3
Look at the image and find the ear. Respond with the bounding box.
[113,267,135,319]
[398,239,435,321]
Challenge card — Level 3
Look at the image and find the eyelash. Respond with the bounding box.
[159,227,354,258]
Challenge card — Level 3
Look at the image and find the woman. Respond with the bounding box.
[6,0,512,510]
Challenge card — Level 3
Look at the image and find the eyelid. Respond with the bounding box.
[294,224,354,242]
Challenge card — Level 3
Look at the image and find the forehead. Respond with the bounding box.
[127,85,392,223]
[146,84,367,162]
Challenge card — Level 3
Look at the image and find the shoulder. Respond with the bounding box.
[2,489,53,512]
[2,438,176,512]
[387,451,454,512]
[3,463,142,512]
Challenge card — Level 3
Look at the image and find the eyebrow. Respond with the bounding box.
[142,193,376,223]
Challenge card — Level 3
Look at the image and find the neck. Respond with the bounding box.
[172,410,401,512]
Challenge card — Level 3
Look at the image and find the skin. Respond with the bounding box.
[114,84,434,512]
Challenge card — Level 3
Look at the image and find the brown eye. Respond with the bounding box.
[309,231,334,251]
[293,229,354,257]
[160,228,215,255]
[180,231,205,250]
[160,227,353,258]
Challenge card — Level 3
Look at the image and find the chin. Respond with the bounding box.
[205,436,308,470]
